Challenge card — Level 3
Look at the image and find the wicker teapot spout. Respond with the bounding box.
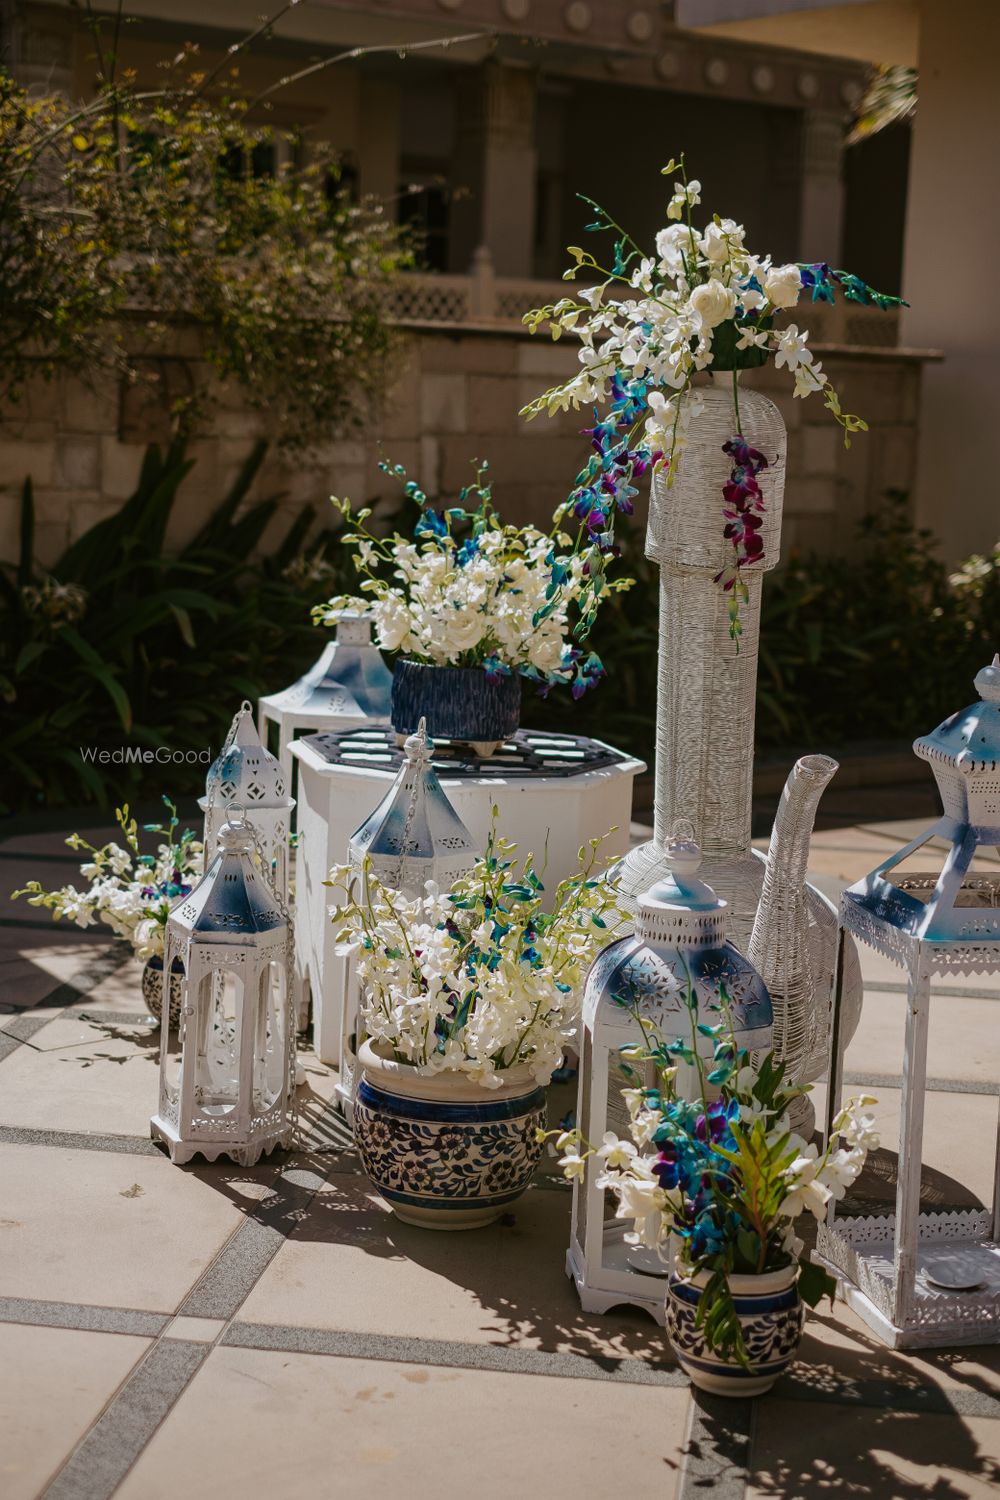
[747,755,839,1100]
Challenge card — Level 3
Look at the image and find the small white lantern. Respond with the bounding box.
[259,613,392,794]
[819,657,1000,1348]
[151,810,295,1167]
[336,719,479,1112]
[200,702,294,903]
[569,830,773,1324]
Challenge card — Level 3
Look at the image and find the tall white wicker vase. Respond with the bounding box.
[616,375,862,1121]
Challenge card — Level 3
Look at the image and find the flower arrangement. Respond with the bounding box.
[327,824,625,1087]
[312,459,632,699]
[521,154,904,638]
[13,798,202,959]
[548,981,878,1366]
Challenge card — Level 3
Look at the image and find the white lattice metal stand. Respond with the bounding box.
[291,726,645,1067]
[819,908,1000,1349]
[818,658,1000,1349]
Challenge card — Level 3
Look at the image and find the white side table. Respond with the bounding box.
[291,727,646,1068]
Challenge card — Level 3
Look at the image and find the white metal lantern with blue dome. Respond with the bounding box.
[569,830,773,1323]
[259,613,392,795]
[200,702,294,903]
[819,656,1000,1348]
[337,719,480,1114]
[151,809,295,1167]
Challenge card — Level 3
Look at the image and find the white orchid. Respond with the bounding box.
[326,829,625,1087]
[13,801,202,960]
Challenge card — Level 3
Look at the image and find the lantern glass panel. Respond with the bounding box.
[196,969,242,1113]
[255,961,287,1112]
[161,961,185,1103]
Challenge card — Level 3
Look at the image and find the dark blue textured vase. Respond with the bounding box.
[391,660,521,744]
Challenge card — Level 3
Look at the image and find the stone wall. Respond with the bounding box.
[0,323,928,570]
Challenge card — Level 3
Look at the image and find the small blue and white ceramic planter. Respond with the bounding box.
[354,1040,546,1229]
[141,954,185,1028]
[666,1264,804,1396]
[390,660,521,750]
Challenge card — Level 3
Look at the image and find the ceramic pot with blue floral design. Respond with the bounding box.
[354,1039,545,1229]
[390,661,521,751]
[141,953,185,1028]
[666,1263,803,1397]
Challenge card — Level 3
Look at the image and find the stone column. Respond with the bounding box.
[798,109,846,265]
[449,62,537,277]
[902,0,1000,562]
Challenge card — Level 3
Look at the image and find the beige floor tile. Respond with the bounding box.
[0,1024,163,1135]
[749,1399,1000,1499]
[4,940,115,984]
[2,1012,155,1053]
[0,1143,273,1312]
[70,955,155,1015]
[0,1322,150,1500]
[240,1174,667,1364]
[845,989,1000,1084]
[835,1087,997,1212]
[796,1296,1000,1400]
[118,1346,688,1500]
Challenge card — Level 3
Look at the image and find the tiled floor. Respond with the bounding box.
[1,816,999,1499]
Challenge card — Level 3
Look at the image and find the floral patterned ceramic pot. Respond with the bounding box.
[354,1039,545,1229]
[666,1263,804,1397]
[141,954,185,1028]
[390,661,521,749]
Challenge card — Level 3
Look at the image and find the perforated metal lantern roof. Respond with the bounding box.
[203,703,292,811]
[349,719,478,897]
[170,816,285,943]
[583,833,773,1051]
[841,657,1000,955]
[260,614,392,720]
[914,655,1000,827]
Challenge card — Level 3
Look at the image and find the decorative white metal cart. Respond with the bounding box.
[818,657,1000,1348]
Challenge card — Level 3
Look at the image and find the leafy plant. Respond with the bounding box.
[0,440,357,814]
[0,16,411,446]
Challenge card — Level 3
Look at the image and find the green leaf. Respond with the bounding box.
[798,1257,837,1309]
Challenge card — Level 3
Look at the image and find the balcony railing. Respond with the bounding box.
[388,248,901,348]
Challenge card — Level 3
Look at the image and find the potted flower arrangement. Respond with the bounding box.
[313,459,632,750]
[549,995,878,1395]
[521,153,904,638]
[328,825,624,1228]
[12,798,202,1025]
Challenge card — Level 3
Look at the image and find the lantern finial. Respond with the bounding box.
[974,655,1000,703]
[403,716,434,766]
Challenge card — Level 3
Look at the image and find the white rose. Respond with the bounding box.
[764,263,802,309]
[689,279,736,329]
[699,222,731,264]
[655,222,691,271]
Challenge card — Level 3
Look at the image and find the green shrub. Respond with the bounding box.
[0,441,355,813]
[4,470,995,817]
[532,491,997,760]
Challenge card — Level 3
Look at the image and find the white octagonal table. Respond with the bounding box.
[291,726,646,1067]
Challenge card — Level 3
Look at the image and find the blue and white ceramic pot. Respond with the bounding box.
[354,1039,546,1229]
[666,1264,804,1396]
[141,954,185,1029]
[390,661,521,747]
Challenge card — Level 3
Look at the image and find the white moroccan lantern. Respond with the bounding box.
[200,702,294,903]
[258,612,392,794]
[570,830,773,1324]
[336,718,479,1112]
[819,656,1000,1348]
[150,810,295,1167]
